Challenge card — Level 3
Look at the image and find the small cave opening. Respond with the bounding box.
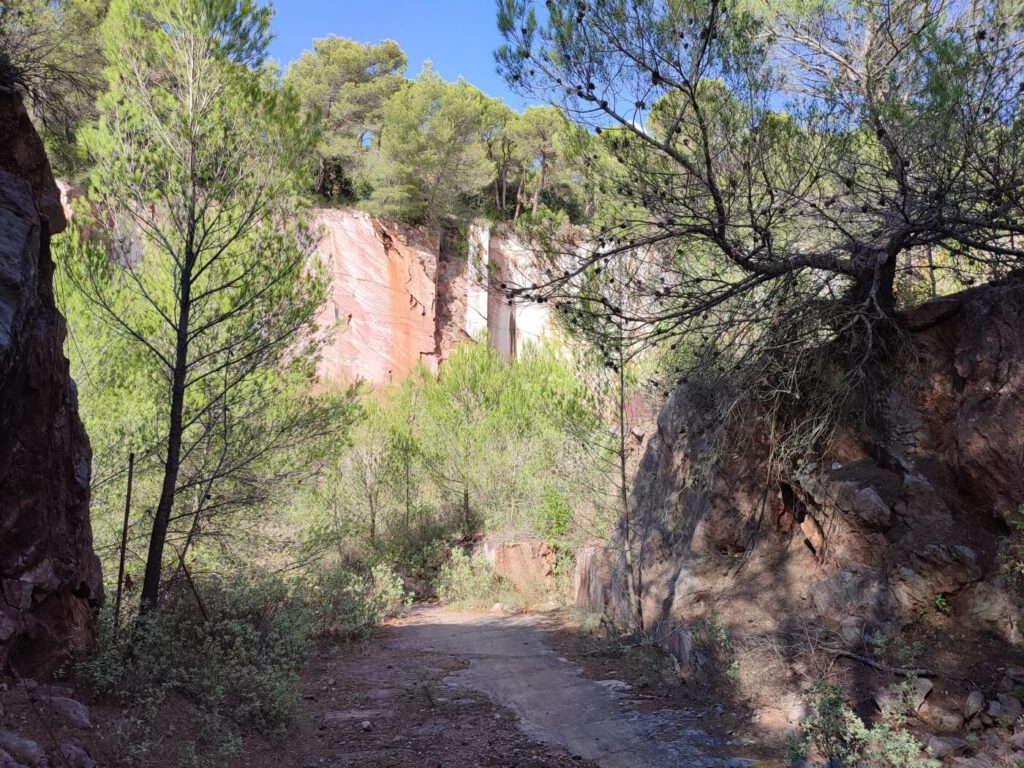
[780,481,809,523]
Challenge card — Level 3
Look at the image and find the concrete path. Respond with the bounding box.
[389,606,753,768]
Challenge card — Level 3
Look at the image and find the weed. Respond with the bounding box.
[999,503,1024,586]
[932,593,951,615]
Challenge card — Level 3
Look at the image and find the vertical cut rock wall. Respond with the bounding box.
[313,212,554,385]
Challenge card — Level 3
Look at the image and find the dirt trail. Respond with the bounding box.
[383,605,753,768]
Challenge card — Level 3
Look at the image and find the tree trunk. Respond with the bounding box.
[513,173,526,221]
[463,484,471,535]
[927,246,937,297]
[850,249,898,318]
[140,278,192,612]
[369,495,377,543]
[618,346,642,630]
[531,158,547,216]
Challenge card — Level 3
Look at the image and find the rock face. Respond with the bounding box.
[0,90,102,674]
[313,210,553,386]
[479,539,557,594]
[581,283,1024,647]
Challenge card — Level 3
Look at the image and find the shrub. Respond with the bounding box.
[788,678,938,768]
[368,562,414,619]
[1000,503,1024,586]
[78,569,314,763]
[78,563,407,763]
[369,522,452,592]
[305,562,411,640]
[435,548,494,604]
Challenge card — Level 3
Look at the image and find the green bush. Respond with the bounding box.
[787,678,938,768]
[435,548,495,604]
[78,563,408,762]
[369,522,452,591]
[305,562,411,640]
[80,570,313,732]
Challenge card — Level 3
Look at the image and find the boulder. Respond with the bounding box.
[998,693,1024,724]
[43,697,91,730]
[478,539,557,593]
[920,701,965,732]
[927,736,971,758]
[0,732,44,768]
[58,742,95,768]
[965,690,986,720]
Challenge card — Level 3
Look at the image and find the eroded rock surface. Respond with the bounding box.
[582,283,1024,648]
[0,90,101,673]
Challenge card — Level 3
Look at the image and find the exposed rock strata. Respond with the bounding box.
[581,283,1024,650]
[313,211,552,385]
[0,90,102,674]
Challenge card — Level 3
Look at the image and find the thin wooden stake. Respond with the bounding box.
[114,452,135,627]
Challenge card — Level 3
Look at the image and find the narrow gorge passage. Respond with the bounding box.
[384,606,753,768]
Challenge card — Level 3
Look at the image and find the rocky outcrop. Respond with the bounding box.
[0,89,102,674]
[479,539,557,594]
[313,210,553,385]
[581,282,1024,650]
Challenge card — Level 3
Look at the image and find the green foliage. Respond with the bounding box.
[534,490,571,546]
[56,0,364,604]
[870,631,923,671]
[303,563,411,640]
[0,0,107,177]
[278,30,592,224]
[363,65,503,223]
[496,0,1024,481]
[435,549,495,605]
[300,339,610,593]
[57,216,362,593]
[790,678,937,768]
[78,563,403,763]
[284,36,407,201]
[1000,505,1024,587]
[79,570,313,758]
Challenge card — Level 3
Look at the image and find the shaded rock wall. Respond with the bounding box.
[580,283,1024,649]
[313,211,553,385]
[0,90,102,674]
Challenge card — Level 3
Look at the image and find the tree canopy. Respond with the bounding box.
[497,0,1024,458]
[284,36,407,201]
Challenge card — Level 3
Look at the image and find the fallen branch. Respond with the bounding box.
[830,649,936,678]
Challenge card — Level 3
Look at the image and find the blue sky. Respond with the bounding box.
[267,0,535,110]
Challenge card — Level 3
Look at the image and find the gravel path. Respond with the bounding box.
[389,606,754,768]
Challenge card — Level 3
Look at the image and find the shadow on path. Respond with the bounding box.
[389,606,754,768]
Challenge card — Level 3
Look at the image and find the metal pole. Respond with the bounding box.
[114,452,135,627]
